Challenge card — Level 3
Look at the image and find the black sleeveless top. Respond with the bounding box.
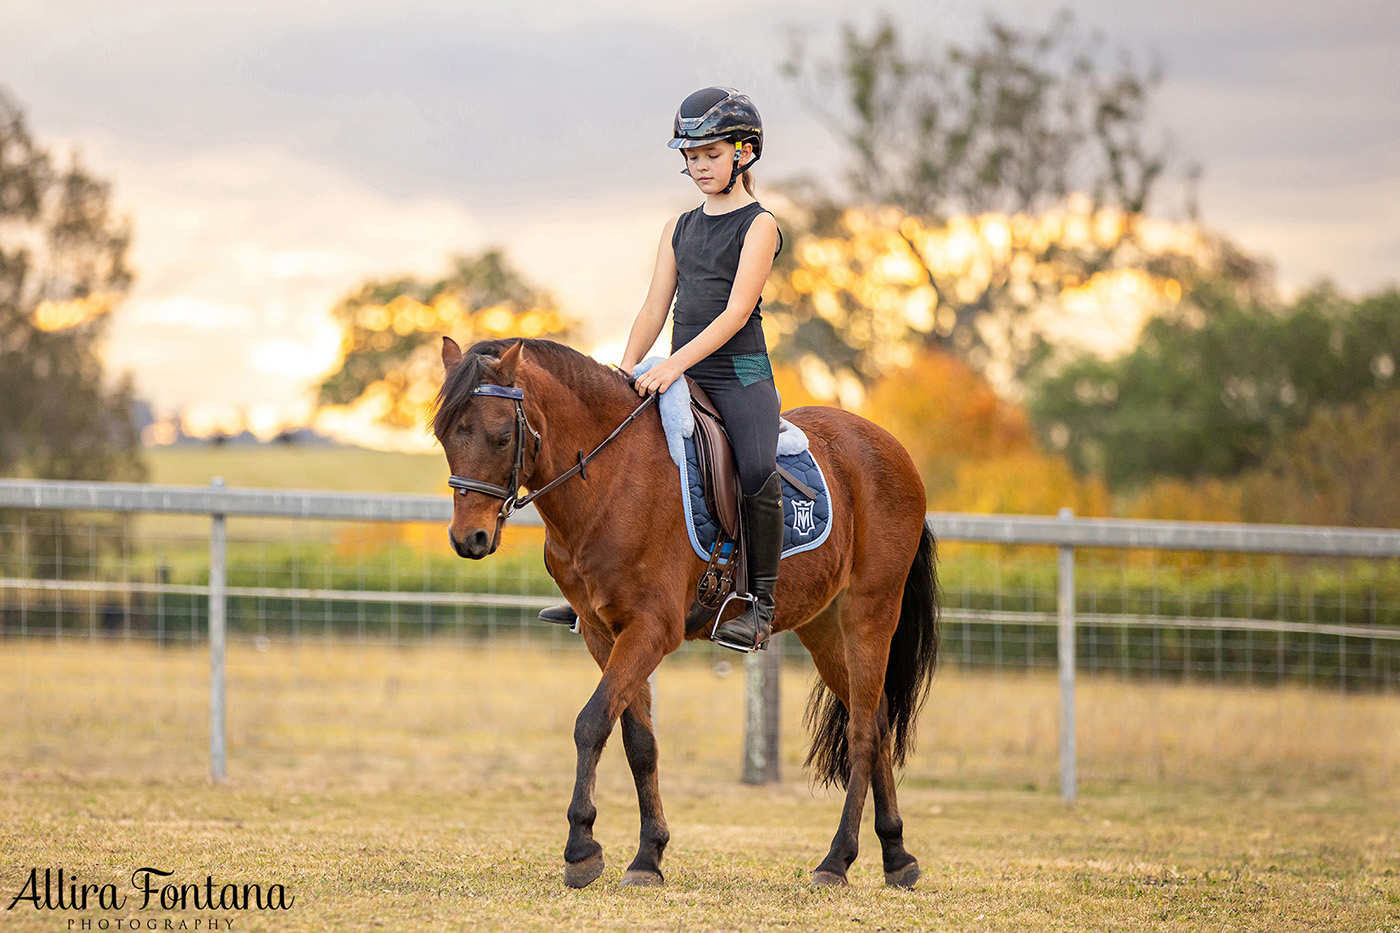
[670,201,783,357]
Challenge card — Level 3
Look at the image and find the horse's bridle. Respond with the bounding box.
[446,382,657,549]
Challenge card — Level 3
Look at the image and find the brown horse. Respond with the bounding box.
[433,336,939,889]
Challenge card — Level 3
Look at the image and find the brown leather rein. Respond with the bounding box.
[447,383,657,546]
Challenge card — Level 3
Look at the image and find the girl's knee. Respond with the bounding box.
[740,465,776,496]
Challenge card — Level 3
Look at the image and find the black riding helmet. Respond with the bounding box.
[668,86,763,195]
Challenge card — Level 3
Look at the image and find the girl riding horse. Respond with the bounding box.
[433,87,939,889]
[541,86,783,652]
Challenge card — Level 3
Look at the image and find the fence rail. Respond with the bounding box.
[4,477,1400,798]
[7,479,1400,556]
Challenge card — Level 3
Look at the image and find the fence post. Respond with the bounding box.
[209,477,228,784]
[1057,507,1077,802]
[742,633,781,784]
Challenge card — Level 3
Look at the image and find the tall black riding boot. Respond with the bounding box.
[712,471,783,652]
[539,604,579,631]
[539,548,580,632]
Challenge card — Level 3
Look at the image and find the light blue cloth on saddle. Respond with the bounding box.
[634,357,833,561]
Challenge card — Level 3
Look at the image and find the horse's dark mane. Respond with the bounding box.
[431,338,631,437]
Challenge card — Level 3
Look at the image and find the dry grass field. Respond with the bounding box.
[2,639,1398,932]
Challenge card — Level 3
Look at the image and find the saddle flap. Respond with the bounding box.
[692,410,741,540]
[685,377,741,540]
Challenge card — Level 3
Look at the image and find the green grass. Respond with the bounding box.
[116,442,456,548]
[144,443,450,494]
[1,640,1398,931]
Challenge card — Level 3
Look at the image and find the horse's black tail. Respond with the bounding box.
[805,520,940,789]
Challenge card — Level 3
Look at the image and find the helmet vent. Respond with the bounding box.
[679,86,733,118]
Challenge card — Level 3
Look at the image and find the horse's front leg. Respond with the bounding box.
[564,624,670,889]
[619,686,669,886]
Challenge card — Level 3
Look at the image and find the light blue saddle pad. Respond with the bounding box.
[679,434,833,562]
[629,356,834,562]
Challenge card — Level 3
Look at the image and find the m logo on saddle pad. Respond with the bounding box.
[793,499,816,537]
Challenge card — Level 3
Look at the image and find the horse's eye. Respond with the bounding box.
[495,432,512,449]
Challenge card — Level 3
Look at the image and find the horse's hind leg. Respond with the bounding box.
[807,592,903,887]
[619,686,669,886]
[872,695,921,887]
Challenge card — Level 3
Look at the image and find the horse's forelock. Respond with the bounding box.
[431,350,495,438]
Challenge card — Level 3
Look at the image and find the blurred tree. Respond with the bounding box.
[865,347,1036,496]
[316,250,574,429]
[770,13,1266,393]
[1121,476,1244,524]
[784,11,1164,221]
[1241,387,1400,529]
[860,346,1107,515]
[932,450,1109,517]
[771,361,827,412]
[1029,286,1400,488]
[0,88,145,575]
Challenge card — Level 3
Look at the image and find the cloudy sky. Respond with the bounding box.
[4,0,1397,442]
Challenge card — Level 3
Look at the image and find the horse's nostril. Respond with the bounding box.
[448,528,491,560]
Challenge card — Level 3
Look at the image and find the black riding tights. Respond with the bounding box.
[686,355,780,497]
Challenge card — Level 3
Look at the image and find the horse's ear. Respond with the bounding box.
[441,336,463,372]
[495,340,523,386]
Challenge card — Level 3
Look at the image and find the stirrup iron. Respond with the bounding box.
[709,592,766,653]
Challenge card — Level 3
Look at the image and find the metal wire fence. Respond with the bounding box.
[2,479,1398,796]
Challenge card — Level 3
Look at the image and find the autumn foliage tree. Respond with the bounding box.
[862,348,1107,515]
[316,250,573,430]
[866,348,1035,488]
[762,15,1392,530]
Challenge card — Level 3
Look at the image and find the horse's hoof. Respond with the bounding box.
[564,852,605,889]
[619,869,664,887]
[884,860,921,889]
[810,870,848,888]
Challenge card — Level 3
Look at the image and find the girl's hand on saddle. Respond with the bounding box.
[633,356,686,397]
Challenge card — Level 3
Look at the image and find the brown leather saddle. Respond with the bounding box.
[683,378,749,635]
[681,378,819,636]
[687,379,742,538]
